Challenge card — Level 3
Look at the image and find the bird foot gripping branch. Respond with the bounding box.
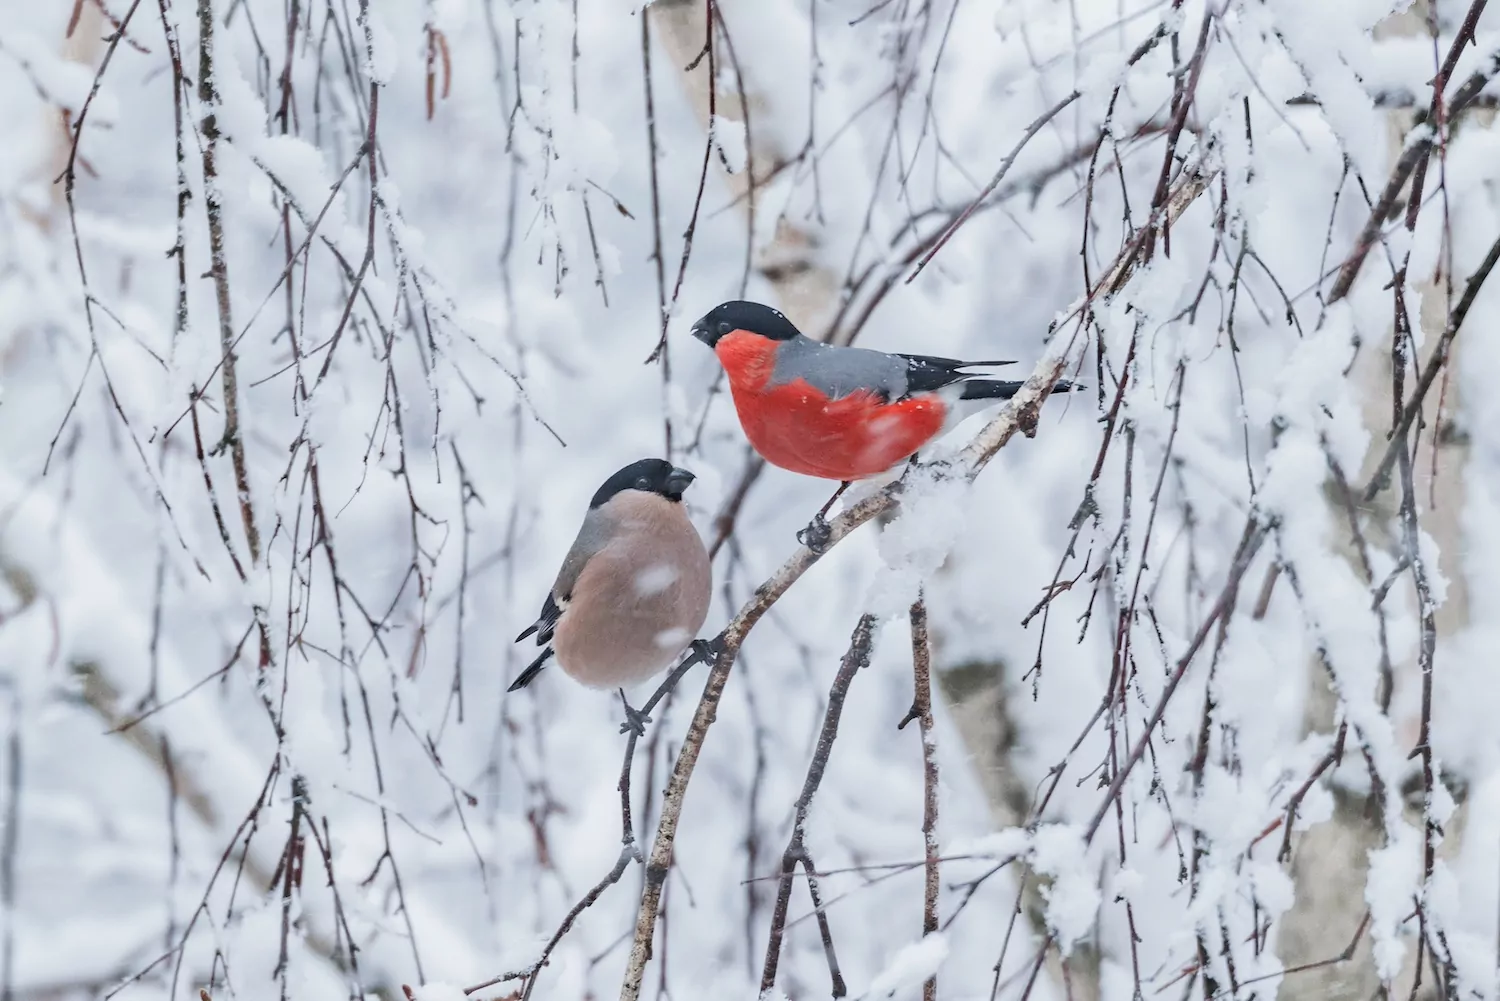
[796,516,834,554]
[795,480,852,554]
[618,688,652,737]
[614,637,722,736]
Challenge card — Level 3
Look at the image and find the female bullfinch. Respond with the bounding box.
[690,300,1076,548]
[510,458,713,733]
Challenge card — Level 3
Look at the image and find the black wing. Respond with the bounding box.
[515,591,563,646]
[507,647,554,692]
[895,353,1018,395]
[510,592,564,692]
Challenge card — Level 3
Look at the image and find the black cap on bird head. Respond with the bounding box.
[690,300,803,348]
[591,458,696,508]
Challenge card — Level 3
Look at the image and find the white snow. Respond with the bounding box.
[711,114,748,174]
[1112,866,1145,905]
[653,626,691,650]
[1030,824,1101,953]
[1366,828,1423,979]
[634,562,680,596]
[864,933,949,998]
[867,466,970,618]
[364,7,398,84]
[0,30,95,114]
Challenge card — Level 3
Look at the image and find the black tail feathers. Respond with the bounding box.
[508,647,554,692]
[959,377,1081,401]
[959,379,1023,401]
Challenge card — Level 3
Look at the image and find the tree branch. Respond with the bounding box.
[616,148,1218,1001]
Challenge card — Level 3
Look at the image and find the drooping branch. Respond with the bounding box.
[1326,0,1498,304]
[1084,517,1267,841]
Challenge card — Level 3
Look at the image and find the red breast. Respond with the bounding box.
[714,330,947,480]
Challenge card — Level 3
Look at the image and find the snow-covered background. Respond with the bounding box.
[2,0,1499,999]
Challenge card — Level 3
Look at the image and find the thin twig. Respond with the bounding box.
[899,596,940,1001]
[463,643,716,998]
[1327,1,1496,303]
[1084,516,1267,840]
[906,19,1170,281]
[196,0,262,570]
[639,7,672,456]
[759,614,873,998]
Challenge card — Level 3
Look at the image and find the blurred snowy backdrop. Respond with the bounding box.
[2,0,1500,999]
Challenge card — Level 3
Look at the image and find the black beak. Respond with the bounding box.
[690,319,714,346]
[665,466,696,497]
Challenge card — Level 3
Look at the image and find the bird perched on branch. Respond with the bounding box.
[511,458,713,734]
[690,299,1077,548]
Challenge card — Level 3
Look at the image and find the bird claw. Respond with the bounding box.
[690,637,720,667]
[618,689,652,737]
[797,514,833,554]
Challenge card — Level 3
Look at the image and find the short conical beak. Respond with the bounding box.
[665,466,696,496]
[690,320,713,346]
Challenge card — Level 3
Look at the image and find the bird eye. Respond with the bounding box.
[717,321,731,334]
[636,477,650,490]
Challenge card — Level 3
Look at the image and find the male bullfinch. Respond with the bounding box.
[690,299,1077,548]
[510,458,713,734]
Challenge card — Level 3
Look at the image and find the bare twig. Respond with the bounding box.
[759,614,872,998]
[196,0,262,570]
[1327,1,1497,303]
[1085,516,1268,841]
[899,596,940,1001]
[647,0,717,369]
[706,453,766,559]
[905,89,1081,282]
[1398,368,1453,997]
[639,8,672,456]
[1141,8,1214,261]
[1362,228,1500,500]
[463,643,717,999]
[906,19,1170,281]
